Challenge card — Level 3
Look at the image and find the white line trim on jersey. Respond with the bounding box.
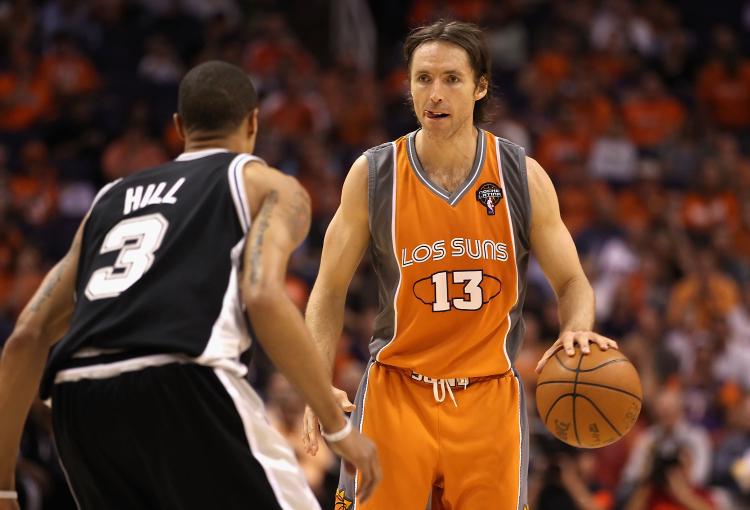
[448,131,486,206]
[214,369,320,510]
[57,454,82,510]
[375,142,402,362]
[514,372,523,510]
[72,347,125,358]
[496,137,517,369]
[175,148,229,161]
[353,362,375,509]
[91,178,122,209]
[228,154,251,231]
[53,354,193,383]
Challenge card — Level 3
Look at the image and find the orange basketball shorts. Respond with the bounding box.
[334,362,529,509]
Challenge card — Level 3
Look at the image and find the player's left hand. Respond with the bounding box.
[535,331,618,374]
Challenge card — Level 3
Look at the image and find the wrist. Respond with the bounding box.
[321,419,352,443]
[0,491,17,500]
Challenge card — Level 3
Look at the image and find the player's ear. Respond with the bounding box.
[475,76,488,101]
[173,113,186,141]
[246,108,258,138]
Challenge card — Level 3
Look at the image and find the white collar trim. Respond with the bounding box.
[175,148,229,161]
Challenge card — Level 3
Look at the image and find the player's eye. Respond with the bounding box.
[447,75,459,83]
[417,74,430,83]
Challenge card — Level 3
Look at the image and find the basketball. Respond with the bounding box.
[536,344,642,449]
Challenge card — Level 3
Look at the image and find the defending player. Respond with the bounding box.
[0,61,380,510]
[303,20,617,508]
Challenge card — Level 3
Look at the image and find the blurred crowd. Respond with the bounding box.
[1,0,750,508]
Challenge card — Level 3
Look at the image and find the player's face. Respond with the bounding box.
[409,41,487,137]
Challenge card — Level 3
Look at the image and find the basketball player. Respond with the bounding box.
[0,61,380,510]
[302,20,617,509]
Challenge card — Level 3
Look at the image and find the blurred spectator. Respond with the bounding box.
[101,102,168,180]
[622,72,685,151]
[667,247,740,330]
[696,26,750,130]
[0,43,54,134]
[39,32,101,100]
[588,119,638,185]
[681,158,739,234]
[619,388,714,509]
[138,34,184,86]
[264,372,334,501]
[590,0,656,56]
[712,394,750,508]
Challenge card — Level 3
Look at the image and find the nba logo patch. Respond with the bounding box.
[476,182,503,215]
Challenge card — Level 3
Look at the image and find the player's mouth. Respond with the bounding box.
[425,110,449,120]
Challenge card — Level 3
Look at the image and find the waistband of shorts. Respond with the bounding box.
[374,361,512,388]
[53,351,247,385]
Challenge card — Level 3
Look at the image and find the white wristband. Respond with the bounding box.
[0,491,17,500]
[321,420,353,443]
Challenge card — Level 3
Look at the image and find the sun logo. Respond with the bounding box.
[335,489,353,509]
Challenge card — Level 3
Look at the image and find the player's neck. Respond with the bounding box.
[182,133,254,155]
[415,123,478,182]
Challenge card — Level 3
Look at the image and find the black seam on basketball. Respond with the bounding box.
[553,355,629,373]
[536,381,642,403]
[575,394,623,437]
[572,354,584,446]
[543,393,575,425]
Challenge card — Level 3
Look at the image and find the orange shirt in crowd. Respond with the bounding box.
[681,192,739,232]
[39,52,100,97]
[622,97,685,148]
[667,273,740,328]
[535,129,590,177]
[0,71,53,132]
[697,60,750,129]
[532,50,572,94]
[102,134,168,180]
[557,183,596,237]
[572,94,615,136]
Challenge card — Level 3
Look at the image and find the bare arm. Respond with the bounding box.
[527,157,617,373]
[241,164,347,433]
[305,156,370,375]
[0,220,85,490]
[241,162,380,499]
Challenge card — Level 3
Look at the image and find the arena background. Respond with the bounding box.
[1,0,750,508]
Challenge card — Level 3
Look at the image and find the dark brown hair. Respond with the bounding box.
[403,20,492,123]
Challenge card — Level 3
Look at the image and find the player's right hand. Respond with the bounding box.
[302,386,355,455]
[326,429,381,503]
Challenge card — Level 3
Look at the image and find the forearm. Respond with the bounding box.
[623,484,651,510]
[0,332,49,487]
[305,288,347,377]
[249,294,346,433]
[556,275,595,332]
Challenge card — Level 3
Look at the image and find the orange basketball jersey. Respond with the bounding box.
[366,129,531,378]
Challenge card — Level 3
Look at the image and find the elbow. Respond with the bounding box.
[242,279,287,314]
[2,325,43,358]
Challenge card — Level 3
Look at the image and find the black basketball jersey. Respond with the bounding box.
[41,149,261,398]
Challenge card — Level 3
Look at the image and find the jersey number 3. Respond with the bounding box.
[85,213,169,300]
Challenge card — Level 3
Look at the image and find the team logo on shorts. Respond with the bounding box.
[476,182,503,216]
[335,489,353,509]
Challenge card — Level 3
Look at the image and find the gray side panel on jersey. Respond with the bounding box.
[336,360,374,508]
[365,143,399,358]
[498,138,531,364]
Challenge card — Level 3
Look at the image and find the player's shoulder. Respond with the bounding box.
[481,129,526,153]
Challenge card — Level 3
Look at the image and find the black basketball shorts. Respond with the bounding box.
[50,362,319,509]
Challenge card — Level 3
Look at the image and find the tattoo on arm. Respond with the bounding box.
[249,190,278,284]
[28,258,68,312]
[283,189,312,242]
